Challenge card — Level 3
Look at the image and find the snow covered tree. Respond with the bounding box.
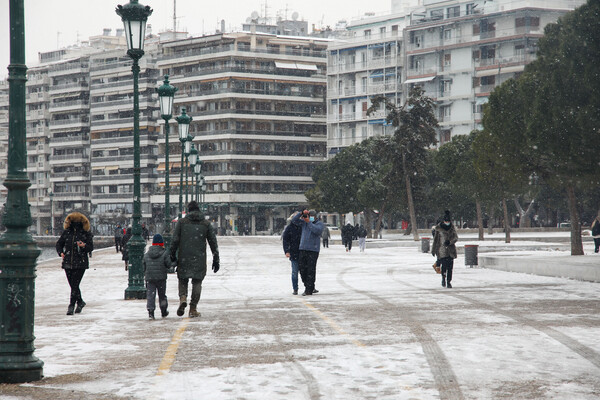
[368,87,438,241]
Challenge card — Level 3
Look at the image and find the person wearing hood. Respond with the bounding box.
[431,210,458,288]
[56,211,94,315]
[121,226,132,271]
[170,201,220,318]
[282,212,302,295]
[341,222,354,252]
[292,209,324,296]
[143,234,172,320]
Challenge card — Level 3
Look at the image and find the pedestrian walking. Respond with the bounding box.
[357,224,367,252]
[282,212,302,295]
[56,212,94,315]
[170,201,220,318]
[142,223,150,242]
[143,234,172,320]
[431,210,458,288]
[341,222,354,252]
[114,224,123,252]
[592,212,600,253]
[121,226,132,271]
[292,209,324,296]
[321,224,330,248]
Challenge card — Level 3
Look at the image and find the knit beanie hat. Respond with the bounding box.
[152,233,164,246]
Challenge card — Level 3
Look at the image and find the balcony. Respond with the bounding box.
[48,63,89,77]
[49,117,89,129]
[49,100,90,112]
[49,82,89,94]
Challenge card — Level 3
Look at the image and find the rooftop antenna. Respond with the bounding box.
[173,0,177,31]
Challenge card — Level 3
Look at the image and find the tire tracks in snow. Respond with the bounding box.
[338,267,465,400]
[217,236,322,399]
[386,267,600,371]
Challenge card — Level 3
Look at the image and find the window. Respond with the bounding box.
[514,44,525,57]
[442,80,452,94]
[447,6,460,18]
[444,29,452,40]
[443,53,452,67]
[364,29,371,38]
[440,130,451,144]
[466,3,476,15]
[362,77,368,92]
[431,9,443,20]
[473,23,480,35]
[516,16,540,28]
[481,75,495,86]
[380,27,386,34]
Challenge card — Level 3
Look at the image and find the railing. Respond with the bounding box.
[49,100,90,110]
[183,86,324,99]
[91,116,157,127]
[160,43,326,62]
[166,65,323,80]
[49,117,89,128]
[185,108,325,119]
[49,82,89,92]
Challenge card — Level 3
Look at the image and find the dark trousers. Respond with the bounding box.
[65,269,86,305]
[323,238,329,248]
[594,238,600,253]
[439,257,454,284]
[179,278,203,307]
[298,250,319,294]
[146,279,168,313]
[115,237,121,252]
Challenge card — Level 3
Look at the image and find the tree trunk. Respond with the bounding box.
[487,204,495,235]
[365,208,373,239]
[476,199,484,241]
[374,203,386,239]
[502,198,511,243]
[566,184,584,255]
[514,197,536,228]
[402,152,419,241]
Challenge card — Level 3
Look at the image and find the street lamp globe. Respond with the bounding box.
[116,0,153,58]
[156,75,177,118]
[184,134,193,155]
[188,144,198,166]
[193,160,202,175]
[176,108,192,141]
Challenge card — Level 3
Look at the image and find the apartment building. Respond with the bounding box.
[88,48,160,235]
[157,32,328,234]
[403,0,584,144]
[326,13,409,155]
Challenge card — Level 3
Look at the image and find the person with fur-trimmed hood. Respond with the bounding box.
[431,210,458,288]
[56,211,94,315]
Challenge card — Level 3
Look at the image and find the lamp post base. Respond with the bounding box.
[0,359,44,383]
[124,235,147,300]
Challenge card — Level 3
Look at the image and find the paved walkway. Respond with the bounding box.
[1,236,599,399]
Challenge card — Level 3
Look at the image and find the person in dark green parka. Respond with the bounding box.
[170,201,219,318]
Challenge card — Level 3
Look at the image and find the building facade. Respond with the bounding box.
[157,32,328,234]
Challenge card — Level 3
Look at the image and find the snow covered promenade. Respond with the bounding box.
[1,236,599,399]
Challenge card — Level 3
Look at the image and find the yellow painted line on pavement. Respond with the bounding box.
[302,300,365,347]
[157,318,189,376]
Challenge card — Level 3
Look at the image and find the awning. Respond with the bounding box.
[275,61,297,69]
[275,61,318,71]
[404,76,436,84]
[476,68,500,77]
[295,63,318,71]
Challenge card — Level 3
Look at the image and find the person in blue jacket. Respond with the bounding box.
[292,209,324,296]
[282,212,302,295]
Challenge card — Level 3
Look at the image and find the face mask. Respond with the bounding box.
[443,222,451,226]
[309,216,315,222]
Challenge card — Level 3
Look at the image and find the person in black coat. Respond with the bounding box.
[121,226,132,270]
[282,212,302,295]
[592,214,600,253]
[56,212,94,315]
[341,222,354,252]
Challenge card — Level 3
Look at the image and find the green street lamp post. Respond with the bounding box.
[193,160,202,202]
[0,0,44,383]
[175,108,191,217]
[49,189,54,235]
[116,0,153,300]
[200,175,207,211]
[156,75,177,250]
[187,144,198,205]
[183,135,193,206]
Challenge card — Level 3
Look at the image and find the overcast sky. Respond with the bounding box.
[0,0,394,79]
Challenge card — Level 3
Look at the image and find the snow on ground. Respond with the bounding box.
[3,234,599,400]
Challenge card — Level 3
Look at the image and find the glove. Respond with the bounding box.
[212,256,220,273]
[444,240,450,246]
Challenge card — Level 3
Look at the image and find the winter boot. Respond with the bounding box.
[161,309,169,318]
[441,277,446,287]
[66,304,75,315]
[177,296,187,316]
[75,300,86,314]
[148,310,155,320]
[188,305,200,318]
